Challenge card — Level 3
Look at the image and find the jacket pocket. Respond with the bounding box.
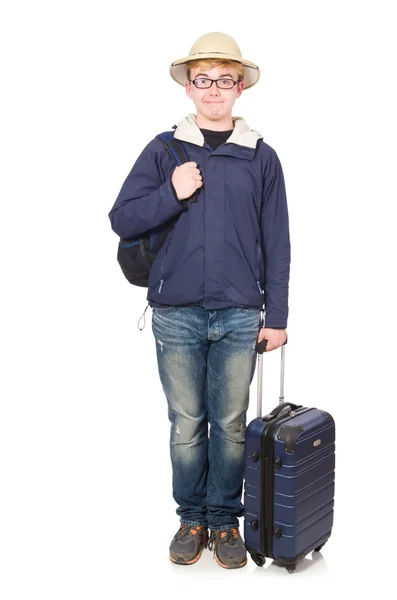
[256,240,264,284]
[157,226,176,293]
[160,233,173,277]
[256,240,265,299]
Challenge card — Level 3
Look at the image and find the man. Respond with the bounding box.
[109,32,290,569]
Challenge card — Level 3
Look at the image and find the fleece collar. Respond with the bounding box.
[173,113,263,150]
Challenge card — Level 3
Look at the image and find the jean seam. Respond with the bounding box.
[206,483,213,500]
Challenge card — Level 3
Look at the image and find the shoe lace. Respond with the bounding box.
[207,527,238,551]
[174,524,204,541]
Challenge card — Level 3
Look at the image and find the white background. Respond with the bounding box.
[1,0,396,597]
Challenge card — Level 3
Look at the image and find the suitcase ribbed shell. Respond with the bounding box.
[244,407,335,566]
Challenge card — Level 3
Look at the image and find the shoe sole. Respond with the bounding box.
[169,544,206,566]
[214,553,247,569]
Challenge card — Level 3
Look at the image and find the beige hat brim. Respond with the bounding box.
[170,53,260,90]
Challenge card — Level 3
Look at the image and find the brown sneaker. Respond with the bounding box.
[169,524,209,565]
[208,527,247,569]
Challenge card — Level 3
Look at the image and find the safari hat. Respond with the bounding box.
[170,32,260,90]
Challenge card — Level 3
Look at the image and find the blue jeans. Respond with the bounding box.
[151,306,261,530]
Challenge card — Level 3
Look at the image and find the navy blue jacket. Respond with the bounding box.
[109,114,290,328]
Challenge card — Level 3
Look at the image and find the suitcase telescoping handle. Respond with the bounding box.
[255,337,301,419]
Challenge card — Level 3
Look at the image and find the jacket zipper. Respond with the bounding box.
[158,233,174,294]
[256,241,264,296]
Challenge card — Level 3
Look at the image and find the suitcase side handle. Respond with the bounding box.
[262,402,302,422]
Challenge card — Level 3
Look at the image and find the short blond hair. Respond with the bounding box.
[186,59,244,82]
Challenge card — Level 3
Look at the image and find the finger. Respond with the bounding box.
[257,334,267,346]
[265,343,276,352]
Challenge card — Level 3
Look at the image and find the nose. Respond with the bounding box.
[209,81,221,95]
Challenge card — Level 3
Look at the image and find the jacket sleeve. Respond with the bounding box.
[108,138,186,239]
[260,148,291,329]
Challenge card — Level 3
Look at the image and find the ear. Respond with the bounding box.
[236,80,244,98]
[185,81,192,99]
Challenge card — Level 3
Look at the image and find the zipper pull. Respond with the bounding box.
[158,279,164,293]
[257,281,264,295]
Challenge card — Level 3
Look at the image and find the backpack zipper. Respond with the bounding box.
[119,240,140,249]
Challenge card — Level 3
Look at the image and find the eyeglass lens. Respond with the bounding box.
[194,78,235,89]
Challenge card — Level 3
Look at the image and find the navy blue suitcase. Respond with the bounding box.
[243,341,335,573]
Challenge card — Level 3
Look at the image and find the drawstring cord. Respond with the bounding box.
[137,302,150,331]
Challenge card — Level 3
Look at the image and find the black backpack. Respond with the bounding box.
[117,131,194,287]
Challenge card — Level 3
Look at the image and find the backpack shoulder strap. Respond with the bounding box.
[155,131,189,166]
[155,129,198,204]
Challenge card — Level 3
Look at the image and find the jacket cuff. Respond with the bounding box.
[263,320,287,329]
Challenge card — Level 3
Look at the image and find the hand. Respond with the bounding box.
[257,328,287,352]
[171,161,203,200]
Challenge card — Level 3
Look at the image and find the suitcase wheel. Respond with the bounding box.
[286,565,296,574]
[246,547,266,567]
[253,554,266,567]
[281,558,298,573]
[314,535,330,553]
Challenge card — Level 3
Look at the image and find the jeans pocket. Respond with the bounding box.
[238,308,261,314]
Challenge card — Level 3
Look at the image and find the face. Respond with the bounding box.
[185,65,244,124]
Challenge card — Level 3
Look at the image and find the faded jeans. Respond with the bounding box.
[151,306,261,530]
